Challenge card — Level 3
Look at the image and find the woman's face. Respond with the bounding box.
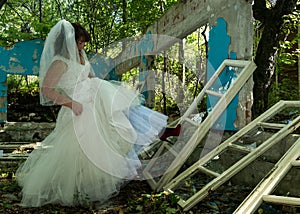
[76,37,85,51]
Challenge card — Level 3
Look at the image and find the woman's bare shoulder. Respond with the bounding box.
[48,59,68,75]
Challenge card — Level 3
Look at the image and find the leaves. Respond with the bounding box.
[0,0,178,49]
[252,0,299,116]
[127,191,180,213]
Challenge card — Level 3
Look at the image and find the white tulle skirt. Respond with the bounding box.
[16,78,167,207]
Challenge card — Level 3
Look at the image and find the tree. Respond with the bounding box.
[0,0,6,10]
[0,0,177,49]
[252,0,299,118]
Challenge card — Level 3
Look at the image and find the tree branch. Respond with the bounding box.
[273,0,298,19]
[6,2,24,22]
[0,0,7,10]
[252,0,269,23]
[252,0,298,117]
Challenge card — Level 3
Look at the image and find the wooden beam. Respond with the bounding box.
[143,60,256,191]
[163,101,300,211]
[262,195,300,206]
[234,136,300,213]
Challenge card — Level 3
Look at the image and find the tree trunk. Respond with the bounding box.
[177,39,186,112]
[162,51,168,115]
[252,0,298,118]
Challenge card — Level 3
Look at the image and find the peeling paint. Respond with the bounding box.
[207,17,238,131]
[0,39,43,75]
[0,39,44,122]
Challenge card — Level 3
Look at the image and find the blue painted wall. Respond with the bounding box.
[137,31,154,99]
[0,39,44,75]
[207,18,238,131]
[89,54,118,80]
[0,39,44,122]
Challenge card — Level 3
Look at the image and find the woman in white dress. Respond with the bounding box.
[16,20,167,207]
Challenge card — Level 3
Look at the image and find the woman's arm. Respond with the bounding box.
[88,71,96,78]
[41,60,83,115]
[88,63,96,78]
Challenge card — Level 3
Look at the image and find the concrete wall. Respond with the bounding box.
[114,0,254,129]
[0,122,55,142]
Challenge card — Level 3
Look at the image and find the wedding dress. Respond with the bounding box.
[16,20,167,207]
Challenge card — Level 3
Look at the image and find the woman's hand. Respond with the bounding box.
[71,101,83,116]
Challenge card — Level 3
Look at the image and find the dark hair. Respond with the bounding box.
[54,24,68,57]
[71,22,91,42]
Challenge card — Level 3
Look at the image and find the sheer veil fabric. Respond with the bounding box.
[16,20,168,207]
[39,20,80,106]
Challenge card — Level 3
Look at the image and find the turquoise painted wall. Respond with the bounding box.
[207,18,238,131]
[0,39,44,122]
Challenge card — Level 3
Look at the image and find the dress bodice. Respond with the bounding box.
[54,56,92,102]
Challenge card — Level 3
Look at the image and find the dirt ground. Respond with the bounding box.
[1,165,298,214]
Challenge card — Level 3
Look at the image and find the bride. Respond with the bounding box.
[16,20,167,207]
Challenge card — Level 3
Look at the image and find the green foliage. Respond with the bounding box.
[127,191,180,214]
[7,74,39,95]
[277,9,300,68]
[150,29,206,116]
[268,72,299,107]
[269,8,300,106]
[0,0,178,50]
[120,26,207,116]
[0,164,21,194]
[73,191,93,209]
